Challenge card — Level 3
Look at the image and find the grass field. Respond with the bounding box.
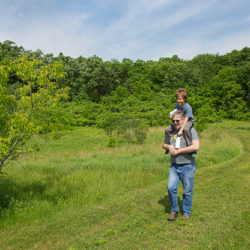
[0,120,249,249]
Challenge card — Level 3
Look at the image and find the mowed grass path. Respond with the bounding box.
[0,121,249,249]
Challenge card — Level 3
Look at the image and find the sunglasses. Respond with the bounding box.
[173,120,181,123]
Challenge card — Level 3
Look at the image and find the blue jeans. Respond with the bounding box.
[167,162,196,215]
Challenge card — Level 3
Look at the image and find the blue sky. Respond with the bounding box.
[0,0,249,61]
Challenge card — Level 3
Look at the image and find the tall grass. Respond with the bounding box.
[0,120,249,249]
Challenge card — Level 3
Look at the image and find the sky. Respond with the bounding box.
[0,0,250,61]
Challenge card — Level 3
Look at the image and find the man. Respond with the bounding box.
[162,110,200,221]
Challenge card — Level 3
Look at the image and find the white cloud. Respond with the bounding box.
[244,16,250,22]
[152,29,250,60]
[0,11,92,56]
[202,30,250,55]
[126,0,173,18]
[92,0,220,60]
[0,0,249,60]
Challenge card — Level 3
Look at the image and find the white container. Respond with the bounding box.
[175,136,181,149]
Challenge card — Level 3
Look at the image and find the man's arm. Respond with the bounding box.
[167,140,200,156]
[162,143,175,155]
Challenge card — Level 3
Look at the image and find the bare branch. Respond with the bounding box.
[0,131,22,169]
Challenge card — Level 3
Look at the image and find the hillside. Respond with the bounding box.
[0,120,249,249]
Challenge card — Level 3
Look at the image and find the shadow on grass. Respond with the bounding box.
[158,195,182,214]
[0,174,65,212]
[0,176,45,210]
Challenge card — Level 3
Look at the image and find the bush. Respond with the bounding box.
[97,112,148,144]
[194,103,219,133]
[117,117,148,144]
[62,101,98,127]
[97,112,122,137]
[106,137,117,147]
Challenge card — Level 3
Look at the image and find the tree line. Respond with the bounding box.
[0,40,249,167]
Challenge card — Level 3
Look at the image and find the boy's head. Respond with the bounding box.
[175,88,187,106]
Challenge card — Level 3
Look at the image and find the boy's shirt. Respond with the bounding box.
[174,102,194,123]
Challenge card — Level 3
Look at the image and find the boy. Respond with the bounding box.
[164,88,195,154]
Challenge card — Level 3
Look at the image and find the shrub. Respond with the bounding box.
[116,116,148,144]
[97,112,148,144]
[106,137,117,147]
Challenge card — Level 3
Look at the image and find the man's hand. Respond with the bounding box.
[163,144,180,156]
[162,144,174,152]
[170,147,180,156]
[168,145,176,155]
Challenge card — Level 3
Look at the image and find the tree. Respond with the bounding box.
[205,66,248,119]
[188,53,220,87]
[0,56,68,170]
[0,40,25,61]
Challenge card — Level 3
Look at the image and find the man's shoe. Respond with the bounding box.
[167,211,178,221]
[182,214,190,220]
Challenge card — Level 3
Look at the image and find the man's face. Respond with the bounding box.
[172,115,183,130]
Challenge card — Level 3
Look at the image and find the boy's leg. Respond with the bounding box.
[164,124,175,154]
[183,121,197,157]
[164,124,175,143]
[183,121,193,146]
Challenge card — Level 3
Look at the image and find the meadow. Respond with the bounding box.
[0,120,249,249]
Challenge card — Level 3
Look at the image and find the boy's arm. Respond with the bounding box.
[178,116,189,136]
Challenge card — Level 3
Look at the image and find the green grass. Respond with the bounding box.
[0,120,249,249]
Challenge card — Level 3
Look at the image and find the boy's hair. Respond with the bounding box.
[175,88,188,101]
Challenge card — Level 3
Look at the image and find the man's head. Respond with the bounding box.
[172,110,185,130]
[175,88,187,107]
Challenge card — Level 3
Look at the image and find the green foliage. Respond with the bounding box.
[62,101,98,127]
[97,111,122,137]
[188,53,221,87]
[56,55,122,102]
[0,56,68,169]
[97,112,148,144]
[117,117,148,144]
[1,40,250,136]
[191,100,218,134]
[106,137,117,147]
[0,40,25,61]
[205,66,248,120]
